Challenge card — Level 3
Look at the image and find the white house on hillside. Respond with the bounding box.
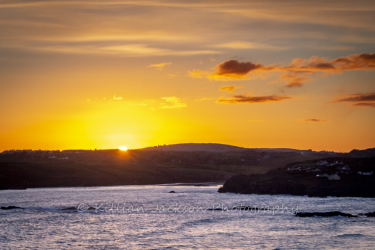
[357,171,373,176]
[328,174,341,180]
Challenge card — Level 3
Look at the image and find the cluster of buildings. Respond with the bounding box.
[287,160,373,181]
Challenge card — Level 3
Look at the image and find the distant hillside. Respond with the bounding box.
[348,148,375,158]
[141,143,375,157]
[0,146,331,190]
[140,143,317,154]
[141,143,247,152]
[1,144,374,190]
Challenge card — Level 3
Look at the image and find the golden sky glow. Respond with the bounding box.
[0,0,375,152]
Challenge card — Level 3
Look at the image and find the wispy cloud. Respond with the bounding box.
[159,97,187,109]
[147,62,172,70]
[188,69,211,78]
[113,95,123,101]
[304,119,327,122]
[213,41,287,50]
[196,97,217,101]
[1,0,374,60]
[217,94,291,104]
[331,93,375,108]
[277,72,312,88]
[12,43,220,57]
[219,85,243,93]
[353,103,375,108]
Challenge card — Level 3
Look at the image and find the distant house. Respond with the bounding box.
[328,174,341,180]
[340,165,351,171]
[316,160,329,166]
[316,174,329,178]
[357,171,374,176]
[287,167,301,172]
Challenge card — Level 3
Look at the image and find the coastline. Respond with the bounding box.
[0,182,225,191]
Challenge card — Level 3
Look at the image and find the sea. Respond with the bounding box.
[0,185,374,249]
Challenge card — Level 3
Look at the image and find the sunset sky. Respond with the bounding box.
[1,0,374,152]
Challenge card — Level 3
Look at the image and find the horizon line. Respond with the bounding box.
[1,143,374,154]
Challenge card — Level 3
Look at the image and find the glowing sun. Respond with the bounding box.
[119,146,128,151]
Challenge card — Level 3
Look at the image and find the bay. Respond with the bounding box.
[1,185,374,249]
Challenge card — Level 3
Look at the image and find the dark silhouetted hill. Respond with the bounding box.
[1,144,374,190]
[140,143,246,152]
[219,157,375,197]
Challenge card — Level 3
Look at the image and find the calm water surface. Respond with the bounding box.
[1,185,374,249]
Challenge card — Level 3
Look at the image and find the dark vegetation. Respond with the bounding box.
[295,211,357,217]
[295,211,375,217]
[219,156,375,197]
[0,143,349,190]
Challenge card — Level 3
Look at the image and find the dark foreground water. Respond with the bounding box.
[1,185,374,249]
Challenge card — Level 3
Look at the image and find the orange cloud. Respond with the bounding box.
[332,53,375,70]
[219,85,243,92]
[217,94,291,104]
[159,97,187,109]
[147,62,172,70]
[188,69,211,78]
[353,103,375,108]
[304,119,327,122]
[213,41,287,50]
[279,72,312,88]
[331,93,375,108]
[209,60,262,80]
[113,95,123,101]
[202,53,375,87]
